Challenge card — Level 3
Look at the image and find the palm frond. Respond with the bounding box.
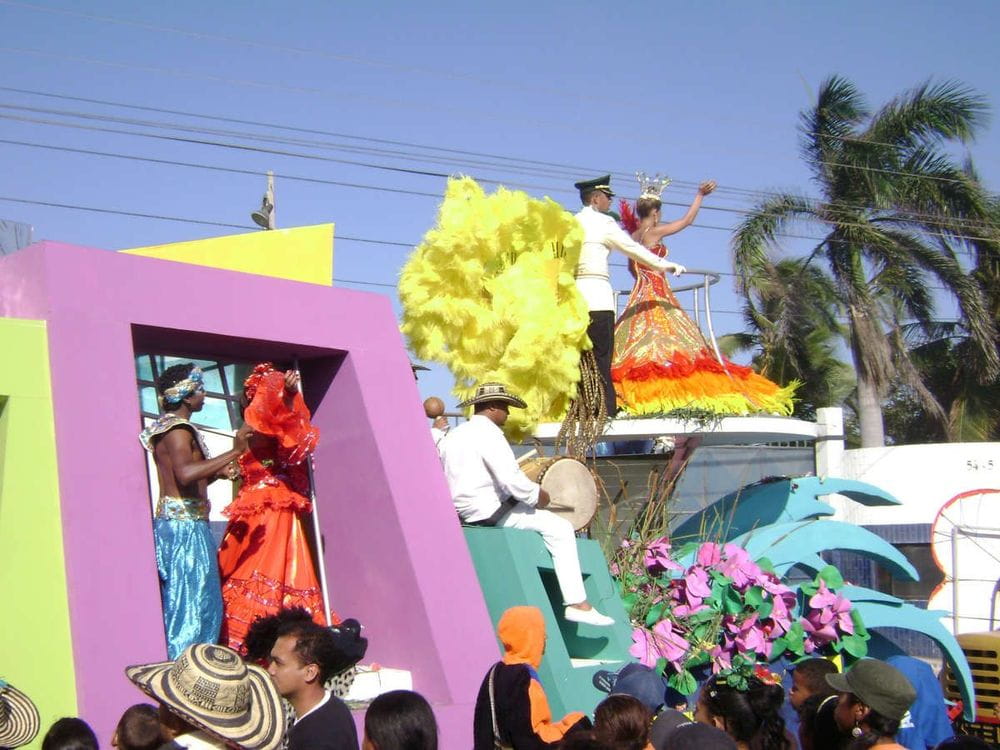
[731,193,817,293]
[865,79,988,148]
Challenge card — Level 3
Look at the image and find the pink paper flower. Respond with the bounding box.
[629,620,690,671]
[801,612,839,651]
[684,566,712,600]
[719,544,762,589]
[709,645,732,674]
[697,542,723,567]
[644,537,683,574]
[809,580,854,635]
[767,589,795,636]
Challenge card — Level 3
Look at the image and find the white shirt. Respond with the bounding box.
[574,206,673,311]
[173,731,228,750]
[430,425,448,456]
[439,415,540,523]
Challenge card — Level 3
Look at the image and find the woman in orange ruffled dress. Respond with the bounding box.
[218,363,327,653]
[612,174,796,416]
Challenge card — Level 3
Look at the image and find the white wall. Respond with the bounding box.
[829,442,1000,634]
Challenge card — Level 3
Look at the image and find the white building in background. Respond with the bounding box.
[817,406,1000,635]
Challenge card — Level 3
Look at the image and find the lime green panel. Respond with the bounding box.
[0,318,77,744]
[463,527,632,717]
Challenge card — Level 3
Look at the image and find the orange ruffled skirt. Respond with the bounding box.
[218,502,327,653]
[611,264,795,416]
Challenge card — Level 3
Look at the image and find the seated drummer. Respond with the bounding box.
[439,382,614,627]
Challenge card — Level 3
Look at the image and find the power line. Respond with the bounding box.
[0,138,442,198]
[5,86,994,236]
[0,193,962,297]
[3,118,992,249]
[0,195,414,247]
[2,96,994,238]
[0,46,576,132]
[0,111,453,180]
[0,85,608,177]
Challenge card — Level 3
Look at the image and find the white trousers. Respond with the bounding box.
[499,504,586,605]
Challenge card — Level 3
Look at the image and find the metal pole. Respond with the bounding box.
[294,357,333,625]
[951,525,960,633]
[702,272,729,370]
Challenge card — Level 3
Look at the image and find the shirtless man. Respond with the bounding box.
[139,362,251,658]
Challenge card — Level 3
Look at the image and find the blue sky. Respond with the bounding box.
[3,0,998,404]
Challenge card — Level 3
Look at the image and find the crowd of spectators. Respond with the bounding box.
[1,607,984,750]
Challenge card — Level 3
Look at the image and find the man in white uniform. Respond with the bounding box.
[440,382,614,626]
[573,175,686,415]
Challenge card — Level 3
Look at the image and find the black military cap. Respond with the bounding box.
[573,174,614,197]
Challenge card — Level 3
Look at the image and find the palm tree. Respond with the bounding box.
[733,76,999,446]
[719,257,854,420]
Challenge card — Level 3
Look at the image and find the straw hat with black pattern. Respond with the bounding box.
[125,644,285,750]
[457,382,527,410]
[0,679,40,749]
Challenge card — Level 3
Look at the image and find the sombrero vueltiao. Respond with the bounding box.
[125,644,285,750]
[0,679,40,749]
[457,382,527,410]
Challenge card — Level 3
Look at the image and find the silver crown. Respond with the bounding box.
[636,171,671,200]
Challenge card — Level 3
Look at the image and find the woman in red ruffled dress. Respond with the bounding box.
[218,363,327,653]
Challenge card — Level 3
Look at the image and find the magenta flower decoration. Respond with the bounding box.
[768,589,795,635]
[719,544,762,589]
[644,537,683,574]
[629,627,659,668]
[613,538,865,695]
[685,566,712,600]
[709,644,732,673]
[809,580,854,634]
[628,620,690,670]
[696,542,722,567]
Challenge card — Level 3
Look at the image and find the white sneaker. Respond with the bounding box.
[564,606,614,627]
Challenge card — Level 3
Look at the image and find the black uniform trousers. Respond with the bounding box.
[587,310,617,416]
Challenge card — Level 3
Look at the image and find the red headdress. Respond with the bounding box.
[243,362,276,401]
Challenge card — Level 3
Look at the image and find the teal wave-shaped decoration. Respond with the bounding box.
[672,476,901,543]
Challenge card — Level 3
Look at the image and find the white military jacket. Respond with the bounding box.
[573,206,673,312]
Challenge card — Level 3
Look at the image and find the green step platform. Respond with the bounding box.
[463,526,634,717]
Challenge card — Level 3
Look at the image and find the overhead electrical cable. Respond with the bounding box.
[2,119,992,248]
[1,94,993,235]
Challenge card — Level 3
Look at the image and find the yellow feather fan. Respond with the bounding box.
[399,177,589,441]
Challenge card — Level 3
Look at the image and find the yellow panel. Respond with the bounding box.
[121,223,334,286]
[0,318,78,742]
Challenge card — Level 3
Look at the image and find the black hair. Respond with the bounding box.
[798,694,846,750]
[272,619,351,684]
[243,607,314,663]
[843,695,902,750]
[41,718,98,750]
[364,690,438,750]
[560,732,613,749]
[593,694,651,750]
[155,362,196,412]
[473,400,507,414]
[793,659,839,698]
[114,704,162,750]
[701,675,790,750]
